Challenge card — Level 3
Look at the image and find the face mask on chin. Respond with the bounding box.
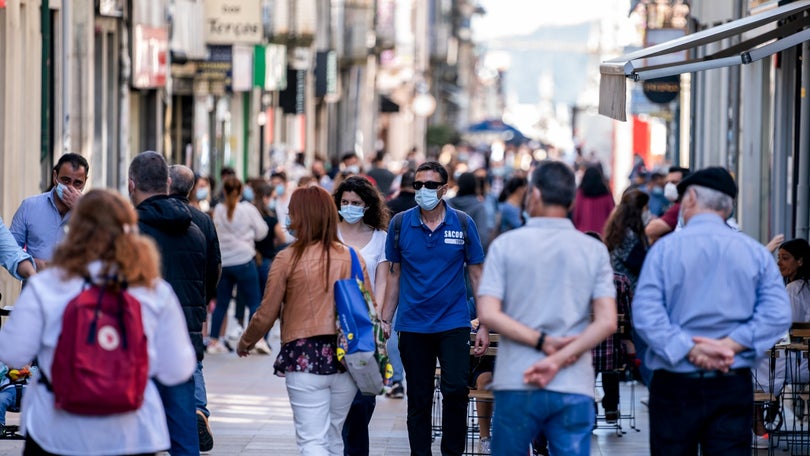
[415,188,441,211]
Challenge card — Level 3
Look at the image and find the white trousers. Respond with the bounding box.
[285,372,358,456]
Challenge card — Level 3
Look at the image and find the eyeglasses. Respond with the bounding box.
[413,181,444,190]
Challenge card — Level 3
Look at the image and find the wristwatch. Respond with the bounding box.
[534,332,546,352]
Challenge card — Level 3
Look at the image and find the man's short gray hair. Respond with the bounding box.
[169,165,195,197]
[690,184,734,216]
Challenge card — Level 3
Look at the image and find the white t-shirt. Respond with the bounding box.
[338,229,388,291]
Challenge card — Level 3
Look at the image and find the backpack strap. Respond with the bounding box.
[451,208,470,263]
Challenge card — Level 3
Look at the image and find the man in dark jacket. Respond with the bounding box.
[129,151,207,456]
[387,169,417,215]
[169,164,221,452]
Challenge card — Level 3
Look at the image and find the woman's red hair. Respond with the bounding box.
[288,186,341,291]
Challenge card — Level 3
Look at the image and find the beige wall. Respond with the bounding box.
[1,0,44,303]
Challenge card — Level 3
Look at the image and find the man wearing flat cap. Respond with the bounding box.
[632,166,791,455]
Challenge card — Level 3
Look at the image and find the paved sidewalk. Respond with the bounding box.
[0,335,652,455]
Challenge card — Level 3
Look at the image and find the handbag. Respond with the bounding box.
[334,247,391,395]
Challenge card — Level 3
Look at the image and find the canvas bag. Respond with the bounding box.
[43,280,149,415]
[335,247,391,395]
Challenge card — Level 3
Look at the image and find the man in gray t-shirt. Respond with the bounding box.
[478,161,616,456]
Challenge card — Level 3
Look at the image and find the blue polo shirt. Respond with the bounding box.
[386,203,485,333]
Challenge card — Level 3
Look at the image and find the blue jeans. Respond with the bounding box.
[386,312,404,384]
[492,389,594,456]
[155,377,199,456]
[211,261,261,340]
[0,386,17,425]
[193,361,209,418]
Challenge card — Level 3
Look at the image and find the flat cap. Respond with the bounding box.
[677,166,737,199]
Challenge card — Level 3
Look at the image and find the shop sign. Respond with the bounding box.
[98,0,125,17]
[232,45,253,92]
[253,44,287,91]
[642,75,680,105]
[280,68,306,114]
[132,25,168,89]
[197,45,233,91]
[205,0,262,45]
[315,50,337,97]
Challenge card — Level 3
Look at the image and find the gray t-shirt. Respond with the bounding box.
[478,217,615,397]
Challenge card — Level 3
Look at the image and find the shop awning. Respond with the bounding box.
[599,0,810,120]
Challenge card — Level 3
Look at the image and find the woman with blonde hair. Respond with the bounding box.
[237,186,374,455]
[208,176,269,354]
[0,189,196,455]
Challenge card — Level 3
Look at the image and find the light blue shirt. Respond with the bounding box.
[633,213,791,373]
[0,216,33,280]
[10,190,70,262]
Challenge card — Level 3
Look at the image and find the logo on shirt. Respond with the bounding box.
[444,230,464,245]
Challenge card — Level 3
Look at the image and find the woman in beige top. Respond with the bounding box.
[237,186,373,455]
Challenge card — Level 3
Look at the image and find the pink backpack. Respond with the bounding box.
[44,282,149,415]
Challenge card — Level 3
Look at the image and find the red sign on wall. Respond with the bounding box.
[132,25,168,89]
[0,1,6,8]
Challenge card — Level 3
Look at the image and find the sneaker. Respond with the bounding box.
[251,338,272,355]
[386,382,405,399]
[197,410,214,452]
[752,432,770,449]
[605,410,619,423]
[479,436,491,454]
[206,341,228,354]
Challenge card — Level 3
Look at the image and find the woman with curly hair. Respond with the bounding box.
[0,189,195,455]
[332,175,390,455]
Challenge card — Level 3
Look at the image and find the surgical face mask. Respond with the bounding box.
[345,165,360,174]
[339,205,366,224]
[242,186,255,202]
[267,199,277,211]
[195,187,209,201]
[285,215,296,238]
[415,188,441,211]
[56,183,67,201]
[664,182,679,202]
[275,184,285,197]
[651,185,663,195]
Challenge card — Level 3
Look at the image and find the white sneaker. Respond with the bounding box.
[206,341,229,354]
[752,432,770,449]
[251,338,272,355]
[479,437,491,454]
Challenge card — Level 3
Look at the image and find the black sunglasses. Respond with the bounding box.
[413,181,445,190]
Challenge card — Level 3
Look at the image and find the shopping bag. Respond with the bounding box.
[335,247,390,395]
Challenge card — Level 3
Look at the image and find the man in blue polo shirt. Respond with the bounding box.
[11,153,88,269]
[381,161,489,456]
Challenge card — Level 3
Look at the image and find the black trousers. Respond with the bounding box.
[342,390,377,456]
[650,369,753,456]
[601,371,620,412]
[400,328,470,456]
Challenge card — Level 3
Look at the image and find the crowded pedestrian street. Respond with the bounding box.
[0,329,654,456]
[2,0,810,454]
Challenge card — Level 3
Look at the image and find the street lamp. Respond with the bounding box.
[412,92,437,117]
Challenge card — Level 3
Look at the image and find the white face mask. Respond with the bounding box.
[664,182,679,202]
